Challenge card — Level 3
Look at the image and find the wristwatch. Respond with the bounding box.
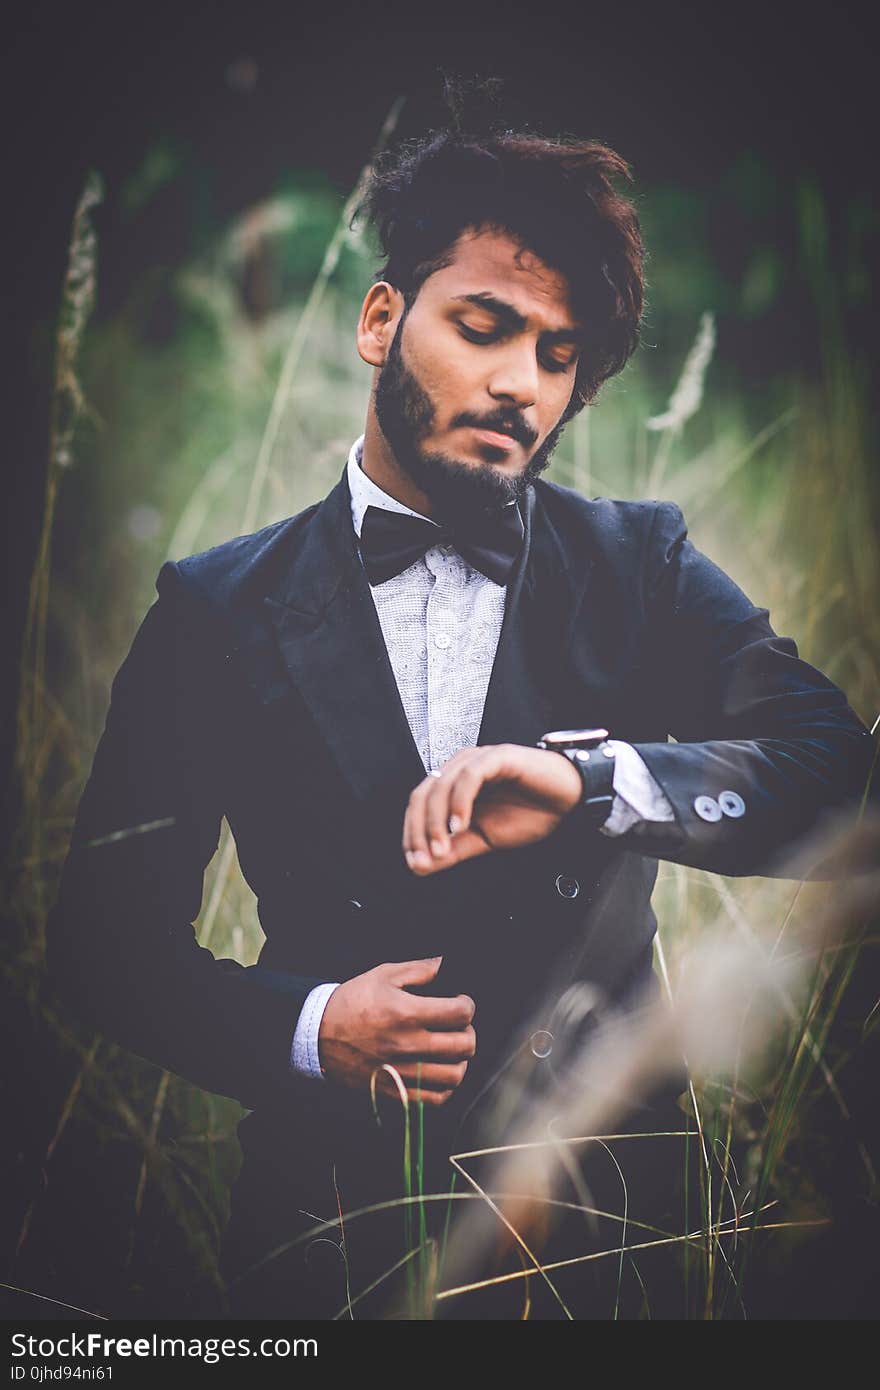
[536,727,616,828]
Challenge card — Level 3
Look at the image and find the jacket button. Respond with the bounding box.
[530,1030,554,1058]
[694,795,722,823]
[718,790,746,818]
[555,875,580,899]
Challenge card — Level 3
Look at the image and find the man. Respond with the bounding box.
[46,127,873,1319]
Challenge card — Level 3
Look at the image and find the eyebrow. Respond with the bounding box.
[450,292,584,344]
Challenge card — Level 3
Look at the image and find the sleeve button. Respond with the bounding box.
[718,790,746,818]
[694,795,722,823]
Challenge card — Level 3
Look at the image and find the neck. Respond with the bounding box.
[360,409,436,518]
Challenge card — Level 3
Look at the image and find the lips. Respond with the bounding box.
[471,427,520,452]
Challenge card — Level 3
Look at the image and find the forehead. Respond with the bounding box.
[420,227,578,330]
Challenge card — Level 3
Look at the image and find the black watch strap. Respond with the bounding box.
[536,728,617,829]
[557,744,617,828]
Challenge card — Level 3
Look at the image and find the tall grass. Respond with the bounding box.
[3,142,876,1320]
[16,172,103,920]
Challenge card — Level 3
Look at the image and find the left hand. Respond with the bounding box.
[402,744,582,876]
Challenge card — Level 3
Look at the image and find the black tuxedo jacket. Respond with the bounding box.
[46,470,873,1165]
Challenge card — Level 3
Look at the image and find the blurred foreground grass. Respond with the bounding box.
[3,152,878,1319]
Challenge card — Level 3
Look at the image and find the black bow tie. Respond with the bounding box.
[359,503,525,587]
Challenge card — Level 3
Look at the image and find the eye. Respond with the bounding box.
[540,345,580,374]
[458,322,499,345]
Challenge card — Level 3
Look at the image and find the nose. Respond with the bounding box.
[487,341,539,410]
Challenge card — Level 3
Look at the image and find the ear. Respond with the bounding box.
[357,282,406,367]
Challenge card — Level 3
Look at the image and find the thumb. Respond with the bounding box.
[387,956,443,988]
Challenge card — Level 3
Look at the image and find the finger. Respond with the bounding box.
[426,748,505,843]
[433,746,512,850]
[399,1024,476,1061]
[407,1088,454,1107]
[445,761,483,837]
[384,956,443,989]
[408,992,476,1031]
[444,753,504,835]
[402,777,434,871]
[394,1060,468,1089]
[423,771,456,858]
[406,824,493,876]
[373,1074,454,1108]
[403,751,486,868]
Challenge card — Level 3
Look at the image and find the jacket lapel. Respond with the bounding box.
[477,487,554,749]
[478,485,591,748]
[265,471,426,806]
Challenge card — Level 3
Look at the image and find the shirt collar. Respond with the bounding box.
[347,436,438,540]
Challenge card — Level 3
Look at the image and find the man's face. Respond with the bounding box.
[373,227,583,520]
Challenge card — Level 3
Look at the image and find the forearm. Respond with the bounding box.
[621,728,875,877]
[618,500,877,876]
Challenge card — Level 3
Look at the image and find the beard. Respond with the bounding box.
[373,309,570,524]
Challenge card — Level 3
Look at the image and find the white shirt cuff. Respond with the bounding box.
[290,982,340,1080]
[600,740,676,837]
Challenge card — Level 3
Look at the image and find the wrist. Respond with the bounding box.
[315,983,345,1079]
[543,750,584,813]
[537,728,617,828]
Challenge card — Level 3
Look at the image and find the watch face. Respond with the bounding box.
[540,727,609,749]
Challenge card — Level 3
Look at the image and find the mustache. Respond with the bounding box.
[451,411,538,451]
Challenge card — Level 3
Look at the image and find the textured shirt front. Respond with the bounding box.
[347,438,507,773]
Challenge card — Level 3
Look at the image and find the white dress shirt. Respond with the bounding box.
[290,438,674,1078]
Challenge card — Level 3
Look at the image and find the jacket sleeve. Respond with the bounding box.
[618,503,876,877]
[45,560,323,1110]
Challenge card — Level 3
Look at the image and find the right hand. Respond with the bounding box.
[318,957,476,1107]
